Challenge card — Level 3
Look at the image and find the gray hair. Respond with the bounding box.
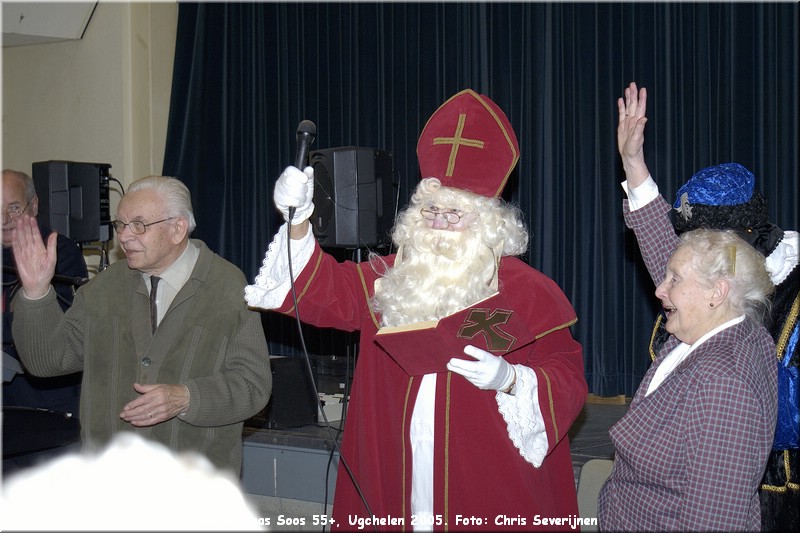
[3,169,37,201]
[678,228,773,324]
[127,176,196,233]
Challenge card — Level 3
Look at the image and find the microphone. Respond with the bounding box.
[289,120,317,221]
[294,119,317,168]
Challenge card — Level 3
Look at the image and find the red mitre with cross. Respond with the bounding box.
[417,89,520,198]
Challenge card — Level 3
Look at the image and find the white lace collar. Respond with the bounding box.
[766,230,799,286]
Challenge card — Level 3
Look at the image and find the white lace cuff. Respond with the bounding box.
[766,230,799,285]
[496,365,549,467]
[244,223,316,309]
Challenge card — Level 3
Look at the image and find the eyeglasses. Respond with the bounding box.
[111,217,175,235]
[420,207,464,224]
[2,200,31,223]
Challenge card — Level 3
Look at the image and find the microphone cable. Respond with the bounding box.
[285,211,377,532]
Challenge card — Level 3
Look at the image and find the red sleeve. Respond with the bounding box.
[529,327,587,451]
[500,257,587,452]
[276,241,388,332]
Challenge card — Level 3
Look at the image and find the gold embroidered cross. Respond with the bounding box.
[457,308,516,352]
[432,113,485,177]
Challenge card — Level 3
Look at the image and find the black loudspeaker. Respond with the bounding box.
[309,147,394,248]
[32,161,112,243]
[245,357,318,430]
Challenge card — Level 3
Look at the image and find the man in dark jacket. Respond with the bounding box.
[3,168,87,415]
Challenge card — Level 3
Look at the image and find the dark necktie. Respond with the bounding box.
[149,276,160,333]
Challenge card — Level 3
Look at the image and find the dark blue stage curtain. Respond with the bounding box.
[163,2,799,397]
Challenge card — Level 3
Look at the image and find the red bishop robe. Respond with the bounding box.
[277,242,587,531]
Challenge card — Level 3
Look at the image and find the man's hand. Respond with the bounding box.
[119,383,191,426]
[11,214,57,299]
[447,345,516,392]
[617,82,650,188]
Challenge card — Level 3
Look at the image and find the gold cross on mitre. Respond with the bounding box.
[432,114,485,177]
[417,89,519,198]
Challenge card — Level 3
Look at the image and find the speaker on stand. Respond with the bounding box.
[32,161,111,244]
[309,147,394,249]
[307,146,396,428]
[32,160,113,272]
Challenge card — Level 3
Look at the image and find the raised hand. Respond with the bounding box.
[617,82,650,187]
[11,214,58,299]
[274,165,315,225]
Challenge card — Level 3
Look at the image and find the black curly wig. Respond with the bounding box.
[671,189,784,257]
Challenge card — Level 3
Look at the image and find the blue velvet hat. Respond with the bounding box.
[673,163,755,209]
[672,163,784,256]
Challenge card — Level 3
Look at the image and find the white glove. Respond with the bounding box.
[274,165,315,225]
[447,345,516,392]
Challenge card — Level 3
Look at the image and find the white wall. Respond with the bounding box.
[2,1,178,268]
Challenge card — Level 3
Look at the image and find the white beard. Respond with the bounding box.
[373,225,497,327]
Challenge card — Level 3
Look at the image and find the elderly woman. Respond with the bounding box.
[598,228,778,531]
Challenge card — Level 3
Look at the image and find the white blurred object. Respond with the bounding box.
[1,433,266,531]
